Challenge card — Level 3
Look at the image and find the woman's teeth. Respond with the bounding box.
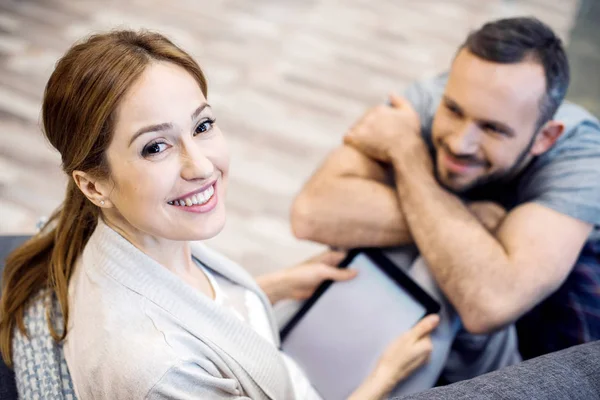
[168,185,215,207]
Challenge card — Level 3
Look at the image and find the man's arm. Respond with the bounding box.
[391,146,593,334]
[291,144,413,248]
[342,95,594,334]
[291,80,435,249]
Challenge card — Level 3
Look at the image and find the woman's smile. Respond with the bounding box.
[167,180,219,214]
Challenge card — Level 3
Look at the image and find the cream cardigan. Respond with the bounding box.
[63,219,295,399]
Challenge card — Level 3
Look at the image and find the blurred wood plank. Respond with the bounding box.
[0,0,581,275]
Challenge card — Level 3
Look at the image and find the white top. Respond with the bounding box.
[197,260,321,400]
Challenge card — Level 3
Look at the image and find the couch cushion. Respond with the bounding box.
[0,236,31,400]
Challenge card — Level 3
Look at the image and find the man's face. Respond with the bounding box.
[431,49,547,193]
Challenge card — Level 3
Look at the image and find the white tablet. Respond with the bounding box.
[280,249,440,400]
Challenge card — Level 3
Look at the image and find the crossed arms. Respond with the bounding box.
[291,101,592,334]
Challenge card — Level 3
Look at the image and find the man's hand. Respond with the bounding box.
[468,201,507,234]
[344,94,422,162]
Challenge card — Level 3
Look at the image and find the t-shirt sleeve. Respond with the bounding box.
[146,360,252,400]
[518,119,600,226]
[402,73,447,146]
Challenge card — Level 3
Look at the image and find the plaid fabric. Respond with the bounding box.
[12,292,76,400]
[517,239,600,360]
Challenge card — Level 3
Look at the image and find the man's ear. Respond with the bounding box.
[530,120,565,156]
[72,170,113,208]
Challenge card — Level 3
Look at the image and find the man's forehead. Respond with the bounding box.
[445,50,546,129]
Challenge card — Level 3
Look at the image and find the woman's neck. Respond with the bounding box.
[101,215,195,275]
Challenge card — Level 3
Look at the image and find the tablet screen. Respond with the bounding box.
[281,252,433,400]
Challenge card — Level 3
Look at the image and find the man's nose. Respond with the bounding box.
[445,122,480,155]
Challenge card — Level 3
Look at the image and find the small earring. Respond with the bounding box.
[100,200,105,206]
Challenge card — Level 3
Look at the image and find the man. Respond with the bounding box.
[291,16,600,365]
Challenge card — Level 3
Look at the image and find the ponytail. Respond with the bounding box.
[0,181,99,367]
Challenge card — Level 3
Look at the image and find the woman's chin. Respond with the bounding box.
[189,212,227,241]
[193,222,226,241]
[159,206,227,241]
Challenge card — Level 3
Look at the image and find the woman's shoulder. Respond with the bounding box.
[64,297,247,399]
[63,285,220,398]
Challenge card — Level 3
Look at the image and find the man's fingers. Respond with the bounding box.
[343,135,358,148]
[388,93,410,109]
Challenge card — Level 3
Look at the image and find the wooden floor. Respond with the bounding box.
[0,0,582,275]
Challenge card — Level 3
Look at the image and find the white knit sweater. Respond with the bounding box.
[14,219,296,399]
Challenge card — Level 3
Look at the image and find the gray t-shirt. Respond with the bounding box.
[403,74,600,241]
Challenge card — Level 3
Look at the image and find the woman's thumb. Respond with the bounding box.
[330,266,358,281]
[411,314,440,339]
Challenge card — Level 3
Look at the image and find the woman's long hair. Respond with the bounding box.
[0,30,208,366]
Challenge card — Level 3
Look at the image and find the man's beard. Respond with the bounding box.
[435,133,537,196]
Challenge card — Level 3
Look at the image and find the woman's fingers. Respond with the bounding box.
[316,263,358,282]
[413,336,434,362]
[401,349,432,377]
[409,314,440,340]
[375,314,439,383]
[318,250,347,266]
[305,249,346,266]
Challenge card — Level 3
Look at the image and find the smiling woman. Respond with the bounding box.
[0,31,438,399]
[78,60,230,246]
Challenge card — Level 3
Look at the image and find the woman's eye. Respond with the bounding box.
[142,142,168,157]
[194,119,215,136]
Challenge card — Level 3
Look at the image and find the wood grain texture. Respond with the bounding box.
[0,0,581,275]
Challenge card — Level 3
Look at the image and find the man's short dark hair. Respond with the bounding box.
[462,17,570,129]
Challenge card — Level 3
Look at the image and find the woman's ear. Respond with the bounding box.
[530,120,565,156]
[72,171,113,208]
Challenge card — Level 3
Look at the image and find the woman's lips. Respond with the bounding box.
[169,182,218,214]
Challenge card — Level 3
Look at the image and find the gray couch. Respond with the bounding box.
[399,339,600,399]
[0,235,29,400]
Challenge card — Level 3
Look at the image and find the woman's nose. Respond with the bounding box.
[180,145,214,181]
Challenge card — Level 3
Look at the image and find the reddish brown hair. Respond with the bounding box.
[0,30,208,366]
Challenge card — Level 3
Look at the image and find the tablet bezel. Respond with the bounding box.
[280,248,441,341]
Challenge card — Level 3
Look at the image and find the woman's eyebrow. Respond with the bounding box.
[128,103,212,147]
[191,103,211,121]
[128,123,173,147]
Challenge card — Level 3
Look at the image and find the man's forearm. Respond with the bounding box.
[390,149,516,333]
[291,177,413,248]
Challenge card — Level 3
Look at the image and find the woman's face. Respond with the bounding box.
[101,61,229,242]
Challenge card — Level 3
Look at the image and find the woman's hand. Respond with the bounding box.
[257,251,357,305]
[349,314,440,400]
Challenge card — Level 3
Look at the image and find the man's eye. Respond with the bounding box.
[194,119,216,136]
[142,142,168,156]
[483,124,503,134]
[447,104,461,116]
